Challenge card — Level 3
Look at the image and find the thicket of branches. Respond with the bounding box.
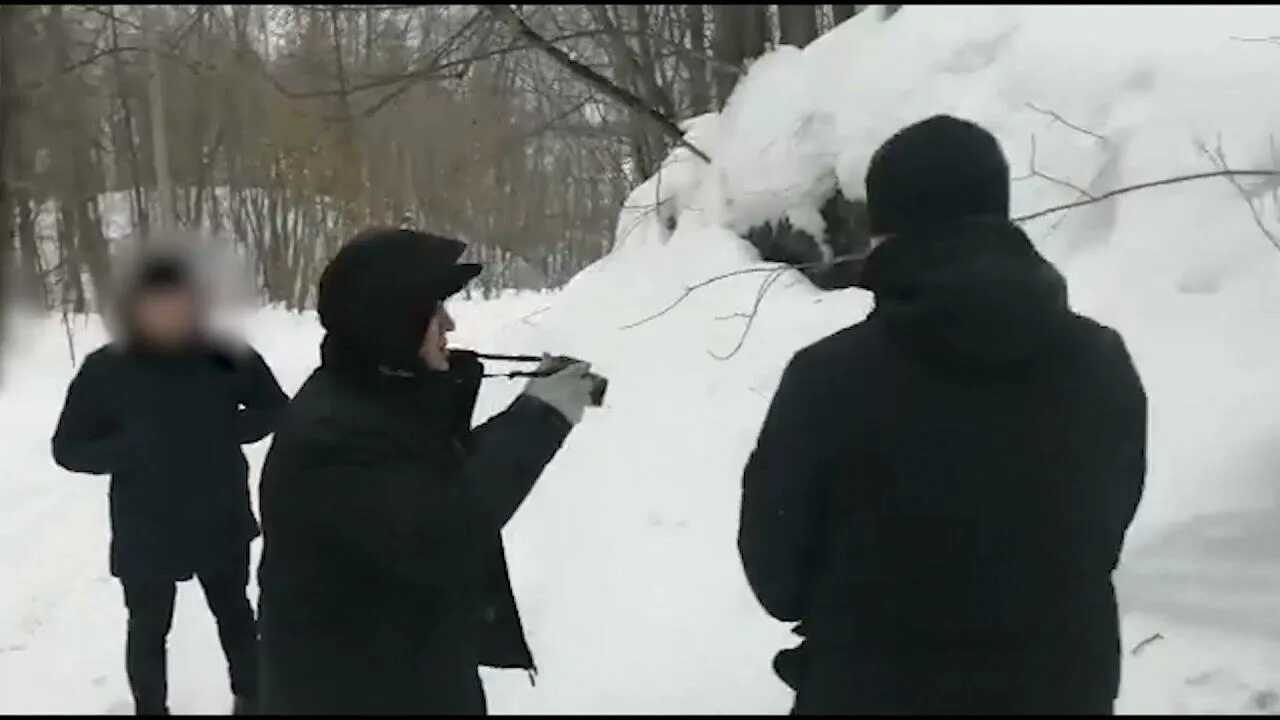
[0,4,857,315]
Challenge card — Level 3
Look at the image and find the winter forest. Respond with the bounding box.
[7,3,1280,715]
[0,4,876,319]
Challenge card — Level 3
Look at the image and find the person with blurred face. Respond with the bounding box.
[256,228,596,715]
[51,251,289,716]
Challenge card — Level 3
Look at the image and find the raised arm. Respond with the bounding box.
[463,394,573,531]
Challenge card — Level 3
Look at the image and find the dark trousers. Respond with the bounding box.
[120,551,258,715]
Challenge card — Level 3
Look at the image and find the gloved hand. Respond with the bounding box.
[522,355,595,426]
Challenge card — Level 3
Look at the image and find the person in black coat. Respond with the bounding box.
[738,116,1147,715]
[51,249,289,716]
[256,228,597,715]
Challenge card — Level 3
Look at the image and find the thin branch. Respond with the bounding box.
[486,5,710,163]
[709,266,790,360]
[24,45,205,93]
[1014,169,1280,223]
[266,29,602,101]
[624,166,1280,338]
[1231,35,1280,46]
[1012,135,1097,199]
[619,262,797,330]
[1025,102,1108,145]
[1195,137,1280,251]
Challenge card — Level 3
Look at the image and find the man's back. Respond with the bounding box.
[739,219,1146,713]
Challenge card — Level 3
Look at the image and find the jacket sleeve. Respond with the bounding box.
[462,395,573,532]
[739,350,827,623]
[51,353,126,475]
[235,348,290,445]
[1107,330,1147,549]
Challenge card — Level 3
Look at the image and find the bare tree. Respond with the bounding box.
[684,4,711,114]
[832,5,860,24]
[0,4,14,347]
[712,5,770,104]
[778,5,819,48]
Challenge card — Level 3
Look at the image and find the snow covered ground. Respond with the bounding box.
[7,3,1280,714]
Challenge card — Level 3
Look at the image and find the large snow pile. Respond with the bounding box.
[7,4,1280,715]
[490,5,1280,713]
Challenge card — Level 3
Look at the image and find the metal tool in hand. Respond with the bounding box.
[473,352,609,407]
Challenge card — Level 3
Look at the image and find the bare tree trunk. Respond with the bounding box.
[0,4,13,343]
[684,5,711,115]
[712,5,744,105]
[712,5,770,105]
[49,5,111,305]
[108,5,150,241]
[148,29,175,233]
[832,5,860,24]
[743,5,770,59]
[778,5,819,48]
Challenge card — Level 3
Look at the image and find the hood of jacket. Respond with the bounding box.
[859,219,1074,377]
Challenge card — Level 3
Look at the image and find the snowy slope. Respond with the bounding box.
[7,4,1280,714]
[487,5,1280,713]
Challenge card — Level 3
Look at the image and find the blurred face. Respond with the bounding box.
[419,302,456,372]
[132,287,198,350]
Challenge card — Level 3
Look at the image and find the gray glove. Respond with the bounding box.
[522,355,595,426]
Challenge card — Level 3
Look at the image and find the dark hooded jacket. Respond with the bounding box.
[256,229,572,715]
[738,219,1146,714]
[50,252,289,581]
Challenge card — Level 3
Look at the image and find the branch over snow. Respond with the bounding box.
[624,165,1280,353]
[486,5,711,163]
[1012,135,1097,199]
[1024,102,1108,145]
[1012,168,1280,223]
[1195,137,1280,251]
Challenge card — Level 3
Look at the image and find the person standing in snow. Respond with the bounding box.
[51,249,289,716]
[738,116,1146,714]
[255,228,596,714]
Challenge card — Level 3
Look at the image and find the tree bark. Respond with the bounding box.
[683,5,710,114]
[778,5,819,48]
[49,5,112,304]
[832,5,860,24]
[147,10,175,233]
[712,5,770,105]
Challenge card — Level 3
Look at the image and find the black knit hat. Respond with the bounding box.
[864,115,1010,237]
[318,227,482,373]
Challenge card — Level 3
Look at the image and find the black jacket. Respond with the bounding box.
[256,344,571,715]
[739,220,1146,714]
[52,342,288,581]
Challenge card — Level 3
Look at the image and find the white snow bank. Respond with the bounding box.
[494,4,1280,713]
